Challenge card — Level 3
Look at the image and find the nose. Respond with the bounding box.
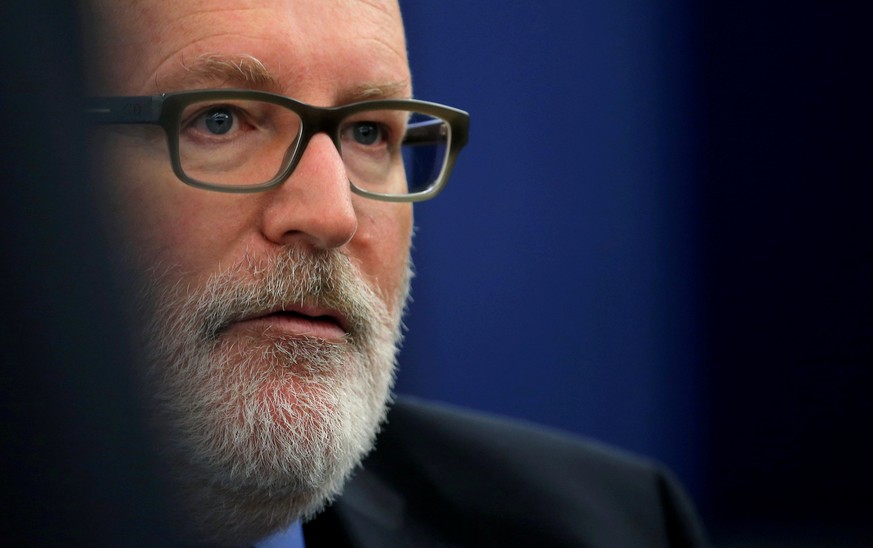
[260,133,358,249]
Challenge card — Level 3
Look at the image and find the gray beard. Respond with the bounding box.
[137,247,408,546]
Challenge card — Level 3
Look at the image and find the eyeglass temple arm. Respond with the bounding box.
[85,95,164,124]
[402,118,447,146]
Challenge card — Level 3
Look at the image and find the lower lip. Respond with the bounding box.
[231,313,347,341]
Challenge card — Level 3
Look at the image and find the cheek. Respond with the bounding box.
[97,138,249,279]
[352,201,412,309]
[99,149,168,261]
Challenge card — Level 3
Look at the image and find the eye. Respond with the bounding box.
[181,104,248,139]
[202,107,234,135]
[350,121,383,146]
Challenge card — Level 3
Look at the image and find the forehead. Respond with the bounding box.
[85,0,410,101]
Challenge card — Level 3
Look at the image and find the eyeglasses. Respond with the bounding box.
[87,89,469,202]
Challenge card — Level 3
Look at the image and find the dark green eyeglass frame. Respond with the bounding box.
[87,89,470,202]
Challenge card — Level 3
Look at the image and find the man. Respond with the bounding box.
[83,1,706,546]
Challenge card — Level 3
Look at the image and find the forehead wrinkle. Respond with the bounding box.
[353,6,408,68]
[118,2,410,100]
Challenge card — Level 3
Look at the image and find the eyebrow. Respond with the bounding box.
[343,81,411,102]
[165,54,282,91]
[158,53,411,103]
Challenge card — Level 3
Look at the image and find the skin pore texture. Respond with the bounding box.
[84,0,414,544]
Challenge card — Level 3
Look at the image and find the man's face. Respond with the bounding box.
[86,0,412,544]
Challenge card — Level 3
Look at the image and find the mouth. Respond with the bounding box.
[230,304,349,341]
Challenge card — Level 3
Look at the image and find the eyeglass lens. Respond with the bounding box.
[177,99,451,195]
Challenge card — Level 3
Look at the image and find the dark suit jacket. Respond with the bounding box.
[304,397,707,547]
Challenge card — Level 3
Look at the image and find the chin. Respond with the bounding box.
[149,327,397,544]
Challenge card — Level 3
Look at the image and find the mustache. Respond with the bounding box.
[144,247,385,349]
[207,248,379,342]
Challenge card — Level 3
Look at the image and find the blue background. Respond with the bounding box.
[397,0,701,485]
[396,1,871,543]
